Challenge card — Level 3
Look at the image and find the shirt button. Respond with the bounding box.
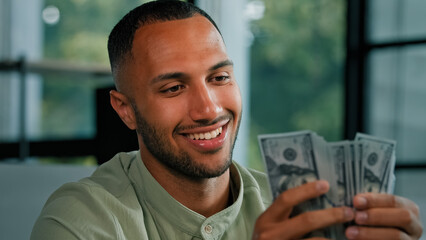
[204,224,213,234]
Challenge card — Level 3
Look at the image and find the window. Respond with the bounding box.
[366,0,426,163]
[346,0,426,226]
[248,0,346,170]
[346,0,426,164]
[0,0,153,164]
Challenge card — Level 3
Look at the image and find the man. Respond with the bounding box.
[31,1,422,239]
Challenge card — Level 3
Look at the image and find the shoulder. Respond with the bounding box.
[83,151,138,197]
[31,151,142,240]
[31,181,123,239]
[233,162,273,205]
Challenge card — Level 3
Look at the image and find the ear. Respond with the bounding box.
[110,90,137,130]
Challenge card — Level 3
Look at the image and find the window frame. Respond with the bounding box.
[345,0,426,168]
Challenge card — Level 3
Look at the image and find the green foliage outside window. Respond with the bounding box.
[37,0,150,164]
[43,0,150,64]
[248,0,345,171]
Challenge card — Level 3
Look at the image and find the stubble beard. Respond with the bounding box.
[132,104,241,179]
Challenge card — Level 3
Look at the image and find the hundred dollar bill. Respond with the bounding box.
[258,130,335,238]
[329,141,360,240]
[355,133,396,193]
[351,142,363,196]
[259,131,322,199]
[328,141,351,207]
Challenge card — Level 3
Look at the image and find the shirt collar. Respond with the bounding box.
[128,151,244,238]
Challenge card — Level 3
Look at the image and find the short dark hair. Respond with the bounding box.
[107,0,221,90]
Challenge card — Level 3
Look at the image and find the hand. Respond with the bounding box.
[253,180,355,240]
[346,193,423,240]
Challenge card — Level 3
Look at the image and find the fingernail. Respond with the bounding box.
[344,207,355,221]
[346,226,359,239]
[356,196,367,208]
[356,211,368,224]
[316,180,328,192]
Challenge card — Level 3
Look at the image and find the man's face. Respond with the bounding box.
[122,16,242,179]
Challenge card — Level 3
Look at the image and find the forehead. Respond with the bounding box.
[130,16,227,69]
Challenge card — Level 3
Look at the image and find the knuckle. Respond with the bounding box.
[378,228,405,240]
[300,212,316,225]
[340,207,351,221]
[389,194,397,207]
[277,192,292,206]
[362,193,376,207]
[255,211,273,226]
[412,215,423,239]
[397,230,408,240]
[418,224,424,238]
[254,231,271,240]
[411,202,421,217]
[399,209,413,226]
[332,207,345,221]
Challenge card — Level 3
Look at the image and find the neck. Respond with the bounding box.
[142,156,231,218]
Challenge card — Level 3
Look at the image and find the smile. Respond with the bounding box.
[186,127,223,140]
[179,120,230,152]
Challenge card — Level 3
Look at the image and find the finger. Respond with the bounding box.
[266,207,354,239]
[355,208,423,238]
[263,180,330,221]
[353,193,420,217]
[346,226,411,240]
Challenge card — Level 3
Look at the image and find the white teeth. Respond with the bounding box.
[187,126,223,140]
[210,130,218,139]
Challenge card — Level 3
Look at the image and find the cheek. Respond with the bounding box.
[218,84,242,113]
[142,97,187,129]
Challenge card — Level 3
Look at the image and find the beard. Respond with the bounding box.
[131,103,240,179]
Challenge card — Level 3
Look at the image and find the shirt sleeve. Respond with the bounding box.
[30,182,120,240]
[31,217,80,240]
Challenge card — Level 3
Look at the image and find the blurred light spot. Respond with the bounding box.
[245,0,265,21]
[42,5,60,25]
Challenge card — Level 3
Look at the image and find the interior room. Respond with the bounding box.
[1,0,425,239]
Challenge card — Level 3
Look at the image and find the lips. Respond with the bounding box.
[187,126,223,140]
[179,120,229,152]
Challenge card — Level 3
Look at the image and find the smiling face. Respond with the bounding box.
[113,15,242,179]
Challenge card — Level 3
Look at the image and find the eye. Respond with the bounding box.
[214,76,230,82]
[160,84,185,94]
[210,74,231,84]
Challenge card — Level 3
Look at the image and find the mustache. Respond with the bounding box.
[174,113,233,133]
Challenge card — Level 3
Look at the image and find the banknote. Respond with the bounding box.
[258,130,337,238]
[258,130,396,239]
[355,133,396,193]
[328,141,351,206]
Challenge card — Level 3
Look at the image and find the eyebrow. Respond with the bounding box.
[150,59,234,84]
[151,72,186,84]
[209,59,234,71]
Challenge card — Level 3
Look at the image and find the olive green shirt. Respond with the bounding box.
[31,151,272,240]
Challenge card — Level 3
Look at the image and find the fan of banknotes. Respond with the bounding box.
[258,130,396,239]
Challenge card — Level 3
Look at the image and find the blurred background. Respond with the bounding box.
[0,0,425,239]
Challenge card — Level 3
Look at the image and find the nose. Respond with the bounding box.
[189,83,223,123]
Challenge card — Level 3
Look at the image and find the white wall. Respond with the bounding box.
[0,163,96,240]
[198,0,251,166]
